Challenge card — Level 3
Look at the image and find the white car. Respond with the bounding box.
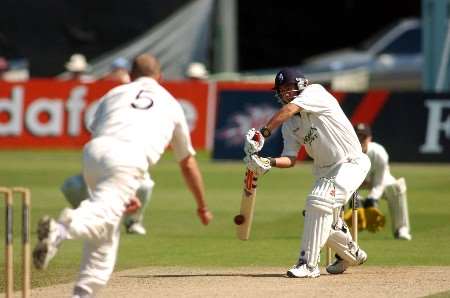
[299,18,422,90]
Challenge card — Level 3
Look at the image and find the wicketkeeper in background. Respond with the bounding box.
[244,68,370,278]
[344,123,412,240]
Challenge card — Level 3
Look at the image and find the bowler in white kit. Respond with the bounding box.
[244,68,370,277]
[32,54,213,297]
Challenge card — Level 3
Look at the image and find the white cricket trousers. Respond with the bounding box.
[62,137,147,296]
[323,154,371,206]
[298,153,370,267]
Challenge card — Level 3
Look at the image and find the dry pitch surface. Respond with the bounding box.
[7,266,449,298]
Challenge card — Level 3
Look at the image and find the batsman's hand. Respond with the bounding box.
[343,207,367,231]
[244,154,271,176]
[244,128,265,156]
[124,197,141,214]
[197,207,213,225]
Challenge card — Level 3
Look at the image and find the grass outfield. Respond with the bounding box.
[0,150,449,291]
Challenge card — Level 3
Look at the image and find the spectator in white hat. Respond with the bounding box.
[64,53,94,82]
[185,62,209,80]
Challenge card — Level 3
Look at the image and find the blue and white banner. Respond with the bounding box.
[213,89,283,160]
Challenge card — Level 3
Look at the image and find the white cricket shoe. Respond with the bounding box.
[126,222,147,235]
[287,261,320,278]
[33,216,60,270]
[326,249,368,275]
[396,226,412,241]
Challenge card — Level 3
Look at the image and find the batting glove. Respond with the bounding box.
[244,128,265,156]
[244,154,271,176]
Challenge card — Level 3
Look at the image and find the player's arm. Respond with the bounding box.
[247,122,299,172]
[262,103,303,136]
[246,104,303,155]
[179,155,213,225]
[171,104,212,225]
[270,156,297,168]
[361,152,388,233]
[367,154,388,200]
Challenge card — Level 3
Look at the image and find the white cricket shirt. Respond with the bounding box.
[364,141,396,200]
[281,84,362,176]
[89,77,195,167]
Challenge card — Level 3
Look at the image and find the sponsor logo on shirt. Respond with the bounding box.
[330,189,336,197]
[303,127,318,146]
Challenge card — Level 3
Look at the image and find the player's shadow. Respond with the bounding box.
[122,273,285,278]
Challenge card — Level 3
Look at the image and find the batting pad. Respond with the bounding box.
[385,177,410,234]
[300,178,335,267]
[326,217,361,265]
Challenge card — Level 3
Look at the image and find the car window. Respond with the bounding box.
[380,28,421,55]
[358,23,398,51]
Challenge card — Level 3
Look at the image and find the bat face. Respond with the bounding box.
[235,168,258,240]
[244,169,257,196]
[236,132,261,240]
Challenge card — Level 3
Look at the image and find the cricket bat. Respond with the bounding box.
[351,192,358,243]
[234,168,259,240]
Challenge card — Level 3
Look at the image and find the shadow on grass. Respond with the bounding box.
[121,273,285,278]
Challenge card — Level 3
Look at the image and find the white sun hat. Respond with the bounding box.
[186,62,208,79]
[65,53,89,72]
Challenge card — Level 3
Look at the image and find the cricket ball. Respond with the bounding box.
[234,214,245,225]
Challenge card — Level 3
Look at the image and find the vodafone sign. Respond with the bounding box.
[0,80,209,149]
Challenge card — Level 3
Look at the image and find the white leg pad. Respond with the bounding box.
[300,178,335,267]
[384,177,411,235]
[326,217,363,265]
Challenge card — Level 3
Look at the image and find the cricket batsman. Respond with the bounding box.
[244,68,370,277]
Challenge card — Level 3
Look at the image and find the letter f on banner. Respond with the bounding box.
[420,100,450,153]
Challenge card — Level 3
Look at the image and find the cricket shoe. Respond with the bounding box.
[287,260,320,278]
[326,249,368,275]
[33,216,61,270]
[126,222,147,235]
[395,226,412,241]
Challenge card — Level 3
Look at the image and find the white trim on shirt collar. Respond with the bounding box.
[135,77,158,84]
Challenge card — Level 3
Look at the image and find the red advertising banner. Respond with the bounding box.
[163,81,209,149]
[0,80,209,149]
